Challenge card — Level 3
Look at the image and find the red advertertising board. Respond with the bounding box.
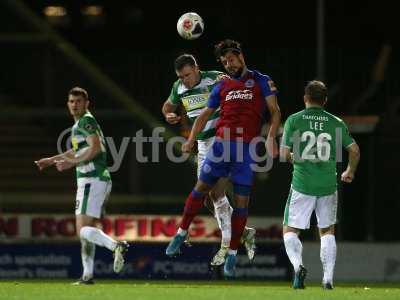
[0,214,283,243]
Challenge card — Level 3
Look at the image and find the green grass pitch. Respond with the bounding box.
[1,280,399,300]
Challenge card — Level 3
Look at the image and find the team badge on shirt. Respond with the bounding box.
[85,123,94,132]
[203,163,212,173]
[245,79,255,88]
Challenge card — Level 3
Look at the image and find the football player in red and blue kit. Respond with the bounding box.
[166,39,281,278]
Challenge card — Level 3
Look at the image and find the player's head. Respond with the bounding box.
[174,54,200,89]
[304,80,327,107]
[67,87,89,118]
[214,39,245,78]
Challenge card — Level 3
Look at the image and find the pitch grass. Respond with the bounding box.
[1,280,399,300]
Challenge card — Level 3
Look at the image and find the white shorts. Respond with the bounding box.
[75,178,112,218]
[197,137,215,178]
[283,187,337,230]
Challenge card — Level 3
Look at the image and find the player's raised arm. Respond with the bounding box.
[182,81,221,153]
[182,107,215,153]
[341,143,360,183]
[163,79,182,125]
[162,98,181,124]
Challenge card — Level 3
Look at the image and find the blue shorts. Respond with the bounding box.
[199,140,255,187]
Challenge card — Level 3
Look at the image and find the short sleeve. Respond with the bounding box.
[168,82,180,105]
[207,81,223,109]
[79,117,99,137]
[254,71,278,98]
[340,121,355,148]
[281,117,294,149]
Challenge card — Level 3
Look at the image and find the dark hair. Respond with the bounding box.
[174,54,197,71]
[68,87,89,101]
[305,80,327,105]
[214,39,242,61]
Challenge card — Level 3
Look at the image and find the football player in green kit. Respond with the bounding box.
[280,80,360,290]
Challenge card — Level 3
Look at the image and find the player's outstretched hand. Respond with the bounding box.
[55,159,75,172]
[341,169,354,183]
[34,158,53,171]
[266,136,279,158]
[165,113,181,124]
[182,139,195,153]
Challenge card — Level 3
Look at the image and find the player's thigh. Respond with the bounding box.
[230,143,254,187]
[209,177,229,200]
[199,140,229,185]
[197,137,215,178]
[283,188,316,230]
[315,191,338,228]
[76,178,112,219]
[232,193,249,208]
[75,214,97,234]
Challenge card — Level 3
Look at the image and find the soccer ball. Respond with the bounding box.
[177,12,204,40]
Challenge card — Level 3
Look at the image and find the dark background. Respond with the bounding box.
[0,0,399,242]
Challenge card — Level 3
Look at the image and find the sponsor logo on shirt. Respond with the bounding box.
[85,123,94,131]
[302,115,329,121]
[225,89,253,101]
[182,94,209,110]
[71,137,78,151]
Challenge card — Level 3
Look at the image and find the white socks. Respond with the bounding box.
[228,249,237,255]
[320,234,336,284]
[283,232,303,273]
[81,239,95,280]
[213,196,233,248]
[284,231,337,284]
[177,228,187,236]
[80,226,117,251]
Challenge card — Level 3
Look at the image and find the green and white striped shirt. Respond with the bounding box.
[71,112,111,182]
[169,70,224,140]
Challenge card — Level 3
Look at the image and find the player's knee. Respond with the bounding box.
[233,184,251,197]
[208,190,217,201]
[208,189,224,201]
[319,225,335,236]
[283,225,300,236]
[79,226,93,239]
[195,180,213,194]
[76,225,83,237]
[76,227,82,238]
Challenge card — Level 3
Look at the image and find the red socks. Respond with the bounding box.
[230,208,248,250]
[179,190,205,230]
